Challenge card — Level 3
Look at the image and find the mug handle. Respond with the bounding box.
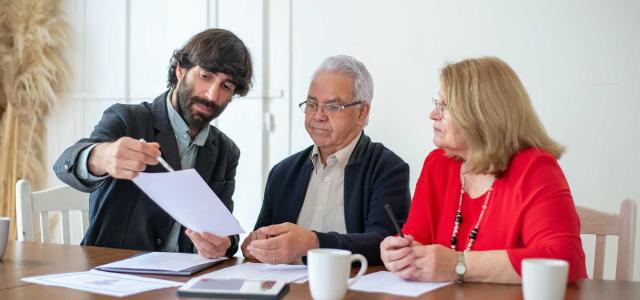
[347,254,368,287]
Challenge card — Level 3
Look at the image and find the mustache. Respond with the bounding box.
[189,96,214,109]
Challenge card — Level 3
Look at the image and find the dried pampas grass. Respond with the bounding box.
[0,0,69,239]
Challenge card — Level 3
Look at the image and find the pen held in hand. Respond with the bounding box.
[384,204,405,238]
[139,139,175,172]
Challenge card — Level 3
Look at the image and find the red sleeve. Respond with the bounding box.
[505,152,587,283]
[402,150,440,245]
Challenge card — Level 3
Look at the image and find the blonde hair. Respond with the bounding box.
[441,57,564,175]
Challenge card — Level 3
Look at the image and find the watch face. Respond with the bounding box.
[455,264,466,275]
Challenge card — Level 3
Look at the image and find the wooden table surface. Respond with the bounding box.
[1,241,639,299]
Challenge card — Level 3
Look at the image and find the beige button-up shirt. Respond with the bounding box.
[296,132,362,233]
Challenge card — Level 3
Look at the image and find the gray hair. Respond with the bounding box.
[312,55,374,105]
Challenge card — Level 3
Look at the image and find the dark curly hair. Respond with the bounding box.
[167,28,253,96]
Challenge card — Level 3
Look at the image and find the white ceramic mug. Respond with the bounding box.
[0,217,9,260]
[307,249,368,300]
[522,258,569,300]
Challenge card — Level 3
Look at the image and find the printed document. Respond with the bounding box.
[22,270,182,297]
[132,169,244,236]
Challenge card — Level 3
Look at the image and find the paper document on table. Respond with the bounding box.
[350,271,451,297]
[200,262,309,283]
[22,270,182,297]
[95,252,226,275]
[132,169,244,236]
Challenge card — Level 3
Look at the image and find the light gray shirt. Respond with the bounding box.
[75,90,209,252]
[296,132,362,234]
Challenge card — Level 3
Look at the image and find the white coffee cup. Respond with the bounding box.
[522,258,569,300]
[307,249,368,300]
[0,217,9,260]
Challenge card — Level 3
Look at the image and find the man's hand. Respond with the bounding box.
[241,231,268,260]
[88,137,161,179]
[380,235,418,274]
[395,244,457,282]
[185,229,232,258]
[246,222,319,264]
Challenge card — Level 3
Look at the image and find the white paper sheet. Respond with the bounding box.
[22,270,182,297]
[199,262,309,283]
[132,169,244,236]
[350,271,452,297]
[95,252,226,272]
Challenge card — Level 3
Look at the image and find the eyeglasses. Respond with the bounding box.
[432,92,447,119]
[298,100,363,115]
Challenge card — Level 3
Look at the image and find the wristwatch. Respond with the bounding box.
[455,251,466,283]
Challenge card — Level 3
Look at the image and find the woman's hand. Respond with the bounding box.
[380,235,419,274]
[396,244,457,282]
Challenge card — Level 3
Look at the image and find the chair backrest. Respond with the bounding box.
[576,199,636,281]
[16,179,89,244]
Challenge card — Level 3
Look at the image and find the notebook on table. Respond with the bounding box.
[95,252,226,276]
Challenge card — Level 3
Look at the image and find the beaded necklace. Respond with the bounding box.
[450,175,494,251]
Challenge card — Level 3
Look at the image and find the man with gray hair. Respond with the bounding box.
[241,55,410,265]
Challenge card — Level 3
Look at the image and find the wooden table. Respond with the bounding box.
[1,241,638,299]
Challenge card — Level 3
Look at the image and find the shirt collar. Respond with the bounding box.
[166,90,210,147]
[310,131,362,169]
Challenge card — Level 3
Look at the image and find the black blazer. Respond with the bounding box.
[254,133,411,265]
[53,91,240,256]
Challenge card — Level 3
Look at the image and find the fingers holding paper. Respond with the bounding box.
[245,222,319,264]
[186,229,231,259]
[89,137,162,179]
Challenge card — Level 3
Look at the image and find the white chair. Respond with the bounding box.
[576,199,636,281]
[16,179,89,244]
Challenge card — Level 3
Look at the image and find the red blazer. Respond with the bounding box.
[402,148,587,282]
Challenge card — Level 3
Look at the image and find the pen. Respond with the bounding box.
[384,204,405,238]
[139,139,175,172]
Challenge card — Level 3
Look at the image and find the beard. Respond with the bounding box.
[174,78,229,131]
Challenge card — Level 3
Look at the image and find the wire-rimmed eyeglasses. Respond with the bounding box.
[298,100,363,115]
[432,92,447,118]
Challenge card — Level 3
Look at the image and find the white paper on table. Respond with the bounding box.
[132,169,244,236]
[350,271,452,297]
[21,270,182,297]
[199,262,309,283]
[95,252,226,273]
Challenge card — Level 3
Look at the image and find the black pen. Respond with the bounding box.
[384,204,405,238]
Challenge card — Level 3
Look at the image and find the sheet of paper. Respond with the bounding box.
[132,169,244,236]
[22,270,182,297]
[199,262,309,283]
[96,252,226,272]
[350,271,451,297]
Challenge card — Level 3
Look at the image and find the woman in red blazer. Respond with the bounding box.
[380,57,587,284]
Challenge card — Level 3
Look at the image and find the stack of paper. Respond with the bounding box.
[22,270,182,297]
[95,252,226,275]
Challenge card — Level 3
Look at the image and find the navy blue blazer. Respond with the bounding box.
[53,91,240,256]
[254,133,410,265]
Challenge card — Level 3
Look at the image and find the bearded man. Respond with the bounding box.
[54,29,253,258]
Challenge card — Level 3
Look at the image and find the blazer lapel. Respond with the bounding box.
[151,91,181,171]
[195,133,217,181]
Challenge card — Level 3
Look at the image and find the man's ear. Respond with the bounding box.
[358,102,370,122]
[176,66,186,81]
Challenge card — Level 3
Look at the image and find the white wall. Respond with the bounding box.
[46,0,639,280]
